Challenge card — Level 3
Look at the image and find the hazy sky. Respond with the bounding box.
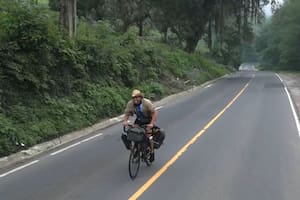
[263,0,284,17]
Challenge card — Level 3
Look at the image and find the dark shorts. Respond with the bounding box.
[134,118,151,126]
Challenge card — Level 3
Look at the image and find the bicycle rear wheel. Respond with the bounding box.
[128,144,140,179]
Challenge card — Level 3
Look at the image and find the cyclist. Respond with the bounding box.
[123,89,158,162]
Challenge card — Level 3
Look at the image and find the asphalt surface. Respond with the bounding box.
[1,70,300,200]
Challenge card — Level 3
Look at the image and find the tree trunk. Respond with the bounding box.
[60,0,77,38]
[184,24,205,53]
[185,35,200,53]
[138,20,143,37]
[162,27,168,43]
[208,16,212,50]
[219,0,224,47]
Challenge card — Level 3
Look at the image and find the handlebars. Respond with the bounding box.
[123,124,149,133]
[123,124,133,132]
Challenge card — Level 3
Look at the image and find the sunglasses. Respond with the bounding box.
[132,96,141,99]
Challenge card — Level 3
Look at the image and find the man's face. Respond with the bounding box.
[132,96,142,105]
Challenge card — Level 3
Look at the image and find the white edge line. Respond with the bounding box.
[81,133,103,143]
[284,87,300,137]
[51,133,104,156]
[50,142,81,156]
[0,133,104,178]
[276,73,284,83]
[0,160,39,178]
[204,84,212,89]
[276,73,300,136]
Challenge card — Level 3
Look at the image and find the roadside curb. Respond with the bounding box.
[0,75,226,170]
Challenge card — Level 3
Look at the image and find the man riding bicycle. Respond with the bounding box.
[123,89,158,162]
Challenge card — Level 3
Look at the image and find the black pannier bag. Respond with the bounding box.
[122,126,165,150]
[153,128,165,149]
[127,127,145,142]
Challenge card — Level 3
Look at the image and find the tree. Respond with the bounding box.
[60,0,77,38]
[205,0,273,66]
[257,0,300,70]
[151,0,273,53]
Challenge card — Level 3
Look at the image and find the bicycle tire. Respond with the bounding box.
[128,145,140,179]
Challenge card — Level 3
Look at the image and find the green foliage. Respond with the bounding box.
[48,0,59,11]
[140,82,167,100]
[0,1,87,106]
[0,113,19,155]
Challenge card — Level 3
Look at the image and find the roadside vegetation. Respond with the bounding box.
[0,0,228,157]
[0,0,272,157]
[256,0,300,71]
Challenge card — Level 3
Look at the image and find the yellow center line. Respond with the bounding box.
[128,81,251,200]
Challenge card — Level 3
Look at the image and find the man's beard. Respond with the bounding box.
[134,101,142,106]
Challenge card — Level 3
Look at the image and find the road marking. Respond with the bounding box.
[81,133,103,143]
[276,74,300,137]
[275,73,283,83]
[0,160,39,178]
[128,81,251,200]
[204,84,212,89]
[284,87,300,137]
[0,133,103,178]
[50,142,82,156]
[51,133,104,156]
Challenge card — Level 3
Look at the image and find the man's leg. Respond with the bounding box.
[147,133,155,162]
[140,121,155,162]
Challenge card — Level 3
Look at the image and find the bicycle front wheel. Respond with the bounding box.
[128,144,140,179]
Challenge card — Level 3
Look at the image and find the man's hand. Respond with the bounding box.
[147,123,154,128]
[146,123,154,133]
[123,120,129,127]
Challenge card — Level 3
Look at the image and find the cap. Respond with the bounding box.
[131,89,144,97]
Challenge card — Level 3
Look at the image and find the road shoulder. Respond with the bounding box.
[278,72,300,127]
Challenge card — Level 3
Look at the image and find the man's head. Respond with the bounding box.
[131,89,144,105]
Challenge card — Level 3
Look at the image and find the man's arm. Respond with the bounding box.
[123,101,132,126]
[149,110,158,126]
[143,98,157,128]
[123,113,130,126]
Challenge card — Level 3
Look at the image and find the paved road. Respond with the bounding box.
[238,63,258,71]
[1,71,300,200]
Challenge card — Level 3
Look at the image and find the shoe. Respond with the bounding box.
[149,152,155,162]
